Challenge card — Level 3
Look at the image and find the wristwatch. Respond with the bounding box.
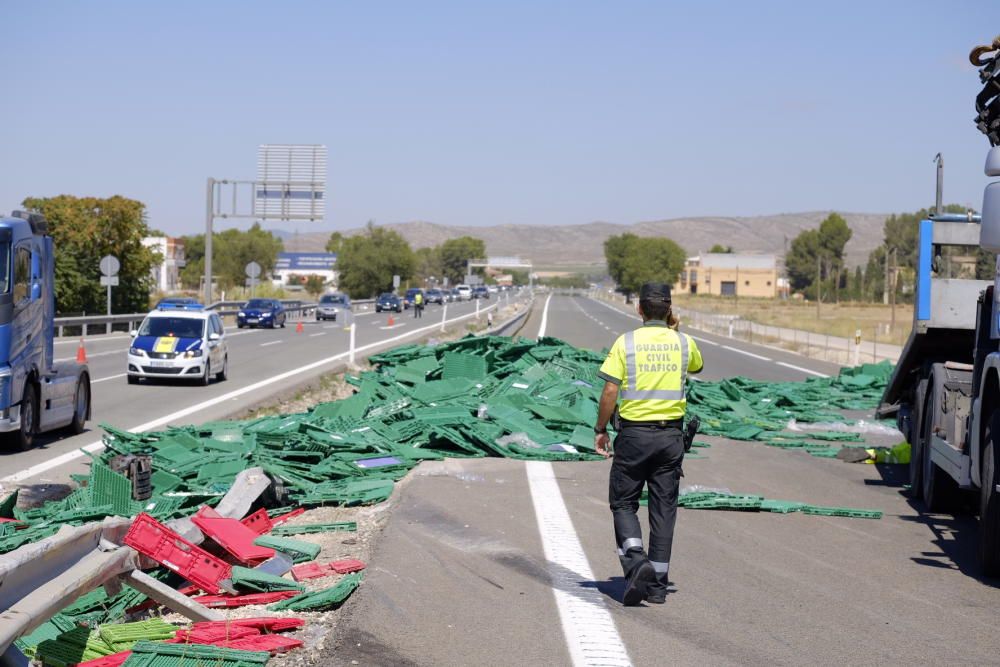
[593,425,607,435]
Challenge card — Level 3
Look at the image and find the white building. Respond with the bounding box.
[272,252,338,287]
[142,236,185,292]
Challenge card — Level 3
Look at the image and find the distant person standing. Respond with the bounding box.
[414,291,424,318]
[593,282,703,606]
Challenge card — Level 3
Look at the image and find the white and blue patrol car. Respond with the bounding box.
[126,305,228,385]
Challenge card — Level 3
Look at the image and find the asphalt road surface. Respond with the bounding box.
[0,294,517,486]
[332,294,1000,666]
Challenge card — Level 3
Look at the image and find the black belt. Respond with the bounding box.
[618,418,683,429]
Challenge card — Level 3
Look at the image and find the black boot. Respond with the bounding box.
[622,558,655,606]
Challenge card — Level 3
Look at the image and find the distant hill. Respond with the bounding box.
[271,211,888,271]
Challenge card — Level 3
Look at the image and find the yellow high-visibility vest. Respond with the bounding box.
[598,320,703,421]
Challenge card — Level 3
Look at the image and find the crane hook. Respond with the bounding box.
[970,35,1000,67]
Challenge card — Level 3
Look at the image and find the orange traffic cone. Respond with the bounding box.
[388,314,395,327]
[296,321,304,334]
[76,338,87,363]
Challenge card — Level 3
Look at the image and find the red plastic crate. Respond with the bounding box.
[290,562,328,582]
[329,559,367,574]
[193,617,305,633]
[191,506,275,564]
[269,508,305,525]
[193,590,300,608]
[75,652,132,667]
[123,513,232,594]
[240,508,273,535]
[222,634,304,654]
[175,625,260,644]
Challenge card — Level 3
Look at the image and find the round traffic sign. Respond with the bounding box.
[245,261,262,279]
[100,255,120,277]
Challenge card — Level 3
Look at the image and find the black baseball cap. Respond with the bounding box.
[639,282,671,302]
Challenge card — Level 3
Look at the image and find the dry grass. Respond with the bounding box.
[672,294,914,346]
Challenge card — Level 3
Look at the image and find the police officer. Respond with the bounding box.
[593,282,703,605]
[414,291,424,318]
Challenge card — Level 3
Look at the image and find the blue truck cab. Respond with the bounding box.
[0,211,91,451]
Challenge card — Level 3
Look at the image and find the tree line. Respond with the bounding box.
[785,206,987,303]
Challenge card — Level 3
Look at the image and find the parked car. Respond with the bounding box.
[316,293,351,321]
[237,299,286,329]
[487,285,499,294]
[403,288,425,309]
[472,285,490,299]
[455,284,473,301]
[375,293,403,313]
[425,288,445,304]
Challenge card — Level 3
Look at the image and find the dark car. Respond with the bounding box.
[155,296,202,310]
[472,285,490,299]
[316,293,351,321]
[403,288,425,309]
[425,288,444,304]
[375,293,402,313]
[237,299,286,329]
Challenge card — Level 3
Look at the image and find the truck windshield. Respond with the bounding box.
[138,316,205,339]
[0,243,8,293]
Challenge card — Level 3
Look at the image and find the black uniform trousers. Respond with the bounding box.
[609,422,684,595]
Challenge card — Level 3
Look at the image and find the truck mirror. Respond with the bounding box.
[981,182,1000,253]
[30,283,41,301]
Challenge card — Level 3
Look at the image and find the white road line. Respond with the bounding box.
[776,361,829,378]
[92,373,127,384]
[260,341,282,347]
[526,461,631,667]
[589,297,641,321]
[720,345,772,361]
[309,332,327,337]
[3,303,502,484]
[55,349,122,363]
[538,293,554,337]
[687,335,718,347]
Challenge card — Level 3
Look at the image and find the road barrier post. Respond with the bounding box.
[349,322,356,366]
[476,298,480,319]
[441,304,448,332]
[854,329,861,366]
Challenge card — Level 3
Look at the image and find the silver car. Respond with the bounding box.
[316,293,351,321]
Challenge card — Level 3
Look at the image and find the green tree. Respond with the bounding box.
[303,274,326,298]
[603,233,686,296]
[439,236,486,285]
[336,221,416,298]
[708,244,734,253]
[785,213,852,299]
[325,232,344,254]
[21,195,158,314]
[181,223,283,293]
[414,246,443,284]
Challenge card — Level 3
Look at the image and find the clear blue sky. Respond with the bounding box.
[2,1,996,236]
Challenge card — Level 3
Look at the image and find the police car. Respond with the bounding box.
[127,305,228,385]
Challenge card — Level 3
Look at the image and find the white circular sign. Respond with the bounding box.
[100,255,120,276]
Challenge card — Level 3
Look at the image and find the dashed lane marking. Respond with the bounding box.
[776,361,829,378]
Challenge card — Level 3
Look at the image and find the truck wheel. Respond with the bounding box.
[200,360,212,386]
[910,380,928,500]
[69,377,90,435]
[979,410,1000,576]
[922,388,959,511]
[11,384,37,452]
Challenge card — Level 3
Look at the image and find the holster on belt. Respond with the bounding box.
[683,415,700,453]
[612,406,621,432]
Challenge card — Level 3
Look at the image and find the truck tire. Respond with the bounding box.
[910,379,928,500]
[979,410,1000,576]
[922,386,959,511]
[69,377,90,435]
[11,384,37,452]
